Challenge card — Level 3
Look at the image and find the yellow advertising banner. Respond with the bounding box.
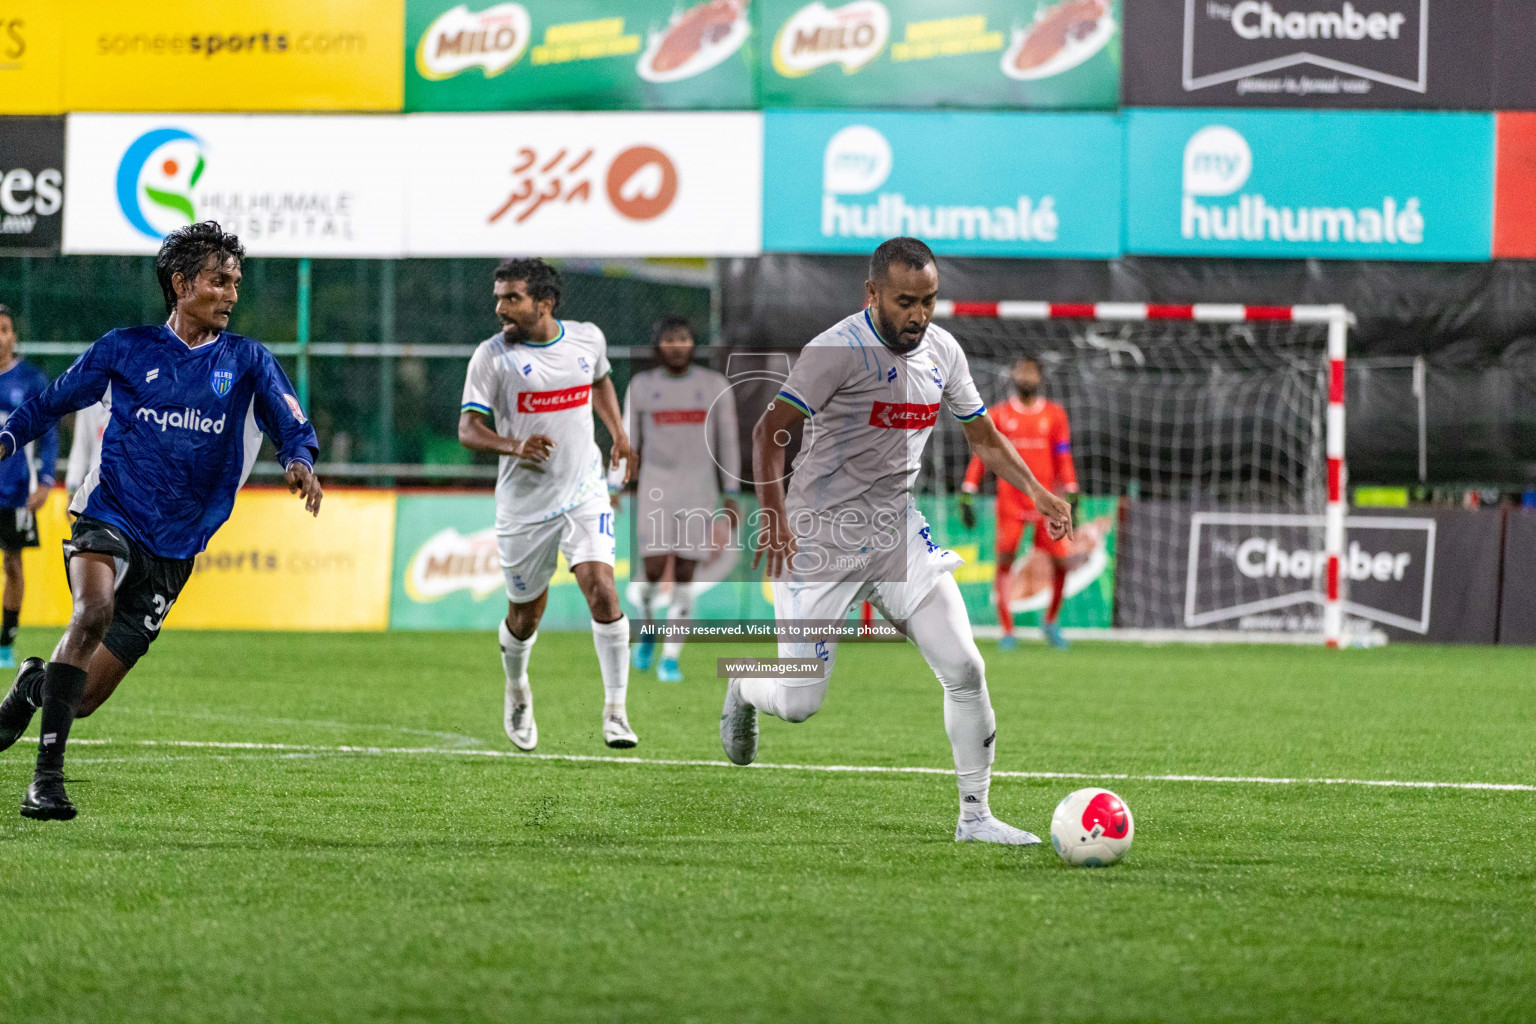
[63,0,403,111]
[21,487,396,631]
[0,1,63,114]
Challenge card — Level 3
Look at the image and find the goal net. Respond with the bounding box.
[931,302,1349,645]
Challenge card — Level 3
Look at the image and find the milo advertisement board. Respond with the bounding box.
[405,0,757,110]
[760,0,1120,109]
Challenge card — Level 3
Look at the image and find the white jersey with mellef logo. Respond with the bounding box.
[462,320,611,528]
[777,308,986,531]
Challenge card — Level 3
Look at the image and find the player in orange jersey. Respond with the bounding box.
[959,356,1078,650]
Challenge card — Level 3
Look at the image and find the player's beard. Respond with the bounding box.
[500,318,527,343]
[1016,384,1039,402]
[872,312,926,354]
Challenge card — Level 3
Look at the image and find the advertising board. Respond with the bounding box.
[763,110,1121,257]
[63,0,403,111]
[406,0,755,111]
[405,112,762,256]
[62,114,408,257]
[1122,0,1495,109]
[1124,108,1494,260]
[0,2,63,114]
[0,116,63,252]
[760,0,1121,109]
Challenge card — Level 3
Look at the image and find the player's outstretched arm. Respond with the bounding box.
[961,414,1074,541]
[591,375,637,485]
[0,336,115,462]
[750,399,802,577]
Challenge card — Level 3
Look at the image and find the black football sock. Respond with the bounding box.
[34,663,87,777]
[1,609,18,648]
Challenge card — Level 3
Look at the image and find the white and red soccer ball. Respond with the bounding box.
[1049,788,1134,867]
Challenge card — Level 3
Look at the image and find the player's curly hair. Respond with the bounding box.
[869,236,936,283]
[650,314,694,348]
[494,257,562,312]
[156,221,246,314]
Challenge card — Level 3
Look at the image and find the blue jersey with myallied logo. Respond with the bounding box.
[0,325,318,560]
[0,360,57,509]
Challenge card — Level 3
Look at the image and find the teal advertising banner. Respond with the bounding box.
[763,109,1122,257]
[405,0,757,111]
[760,0,1120,110]
[1124,109,1496,261]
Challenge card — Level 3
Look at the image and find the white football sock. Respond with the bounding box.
[662,585,692,660]
[638,581,661,621]
[907,575,995,820]
[591,615,630,709]
[499,619,535,700]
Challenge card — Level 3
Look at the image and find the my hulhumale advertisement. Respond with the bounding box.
[1125,109,1495,260]
[763,109,1122,257]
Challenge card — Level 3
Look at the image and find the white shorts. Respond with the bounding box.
[499,493,616,604]
[771,505,962,668]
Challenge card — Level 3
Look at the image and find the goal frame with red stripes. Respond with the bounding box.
[932,300,1352,648]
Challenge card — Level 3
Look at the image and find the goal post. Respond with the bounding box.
[931,301,1352,647]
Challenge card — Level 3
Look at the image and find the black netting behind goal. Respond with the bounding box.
[935,315,1331,630]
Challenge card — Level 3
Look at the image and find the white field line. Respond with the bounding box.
[64,739,1536,794]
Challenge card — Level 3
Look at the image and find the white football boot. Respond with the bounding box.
[955,815,1042,846]
[504,686,537,751]
[718,679,758,766]
[602,708,638,749]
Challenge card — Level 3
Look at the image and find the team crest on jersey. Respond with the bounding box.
[578,356,590,373]
[930,365,944,388]
[210,369,234,398]
[885,367,897,383]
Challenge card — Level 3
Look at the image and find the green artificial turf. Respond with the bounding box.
[0,629,1531,1023]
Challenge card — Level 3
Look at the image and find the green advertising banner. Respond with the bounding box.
[941,494,1118,630]
[405,0,757,111]
[760,0,1120,110]
[389,492,1115,633]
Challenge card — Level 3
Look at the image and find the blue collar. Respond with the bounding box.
[521,321,565,348]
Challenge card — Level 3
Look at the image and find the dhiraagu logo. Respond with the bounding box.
[115,128,207,240]
[1180,123,1423,247]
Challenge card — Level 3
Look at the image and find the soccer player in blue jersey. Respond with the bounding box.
[0,222,322,820]
[0,305,58,669]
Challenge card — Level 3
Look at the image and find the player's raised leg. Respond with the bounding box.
[904,575,1038,845]
[721,577,850,765]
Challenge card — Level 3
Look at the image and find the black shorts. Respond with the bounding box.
[0,507,39,552]
[63,516,194,670]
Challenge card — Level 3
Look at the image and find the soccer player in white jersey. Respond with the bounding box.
[458,258,640,752]
[624,316,740,682]
[719,237,1074,846]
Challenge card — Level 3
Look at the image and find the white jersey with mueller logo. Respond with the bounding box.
[462,320,611,527]
[777,309,985,536]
